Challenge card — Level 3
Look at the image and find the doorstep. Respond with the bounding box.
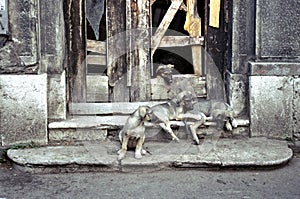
[6,137,293,173]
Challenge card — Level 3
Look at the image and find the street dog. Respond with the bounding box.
[156,64,175,84]
[118,106,151,160]
[148,91,195,142]
[186,100,238,145]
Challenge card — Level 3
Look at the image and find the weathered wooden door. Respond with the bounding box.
[84,0,209,103]
[70,0,228,105]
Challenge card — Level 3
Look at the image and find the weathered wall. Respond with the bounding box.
[250,0,300,139]
[228,0,255,117]
[294,79,300,137]
[0,74,48,146]
[256,0,300,59]
[249,76,294,138]
[0,0,39,74]
[8,0,39,66]
[0,0,67,146]
[231,0,300,138]
[39,0,67,120]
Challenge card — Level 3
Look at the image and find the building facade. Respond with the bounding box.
[0,0,299,146]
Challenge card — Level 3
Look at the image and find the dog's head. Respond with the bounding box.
[182,92,195,112]
[173,91,195,112]
[138,105,151,121]
[156,64,174,84]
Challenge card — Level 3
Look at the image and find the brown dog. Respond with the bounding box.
[118,106,151,160]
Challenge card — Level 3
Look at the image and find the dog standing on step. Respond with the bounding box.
[148,91,195,142]
[118,106,151,160]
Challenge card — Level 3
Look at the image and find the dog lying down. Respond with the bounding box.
[186,100,238,145]
[118,106,151,160]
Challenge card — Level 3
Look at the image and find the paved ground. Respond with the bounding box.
[0,157,300,199]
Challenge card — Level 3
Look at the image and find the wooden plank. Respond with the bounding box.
[209,0,221,28]
[86,75,109,102]
[158,36,204,47]
[125,0,132,87]
[106,0,127,87]
[67,0,86,102]
[86,40,106,54]
[106,0,130,101]
[69,101,164,115]
[151,0,183,56]
[151,75,206,100]
[129,0,152,101]
[86,55,107,65]
[184,0,203,76]
[191,46,203,75]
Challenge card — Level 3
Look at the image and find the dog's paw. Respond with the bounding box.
[225,120,233,131]
[135,152,143,159]
[117,149,123,155]
[173,137,180,143]
[231,118,238,128]
[141,149,147,155]
[194,138,200,145]
[117,150,126,160]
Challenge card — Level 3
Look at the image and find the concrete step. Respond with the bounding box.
[48,116,250,143]
[7,138,293,173]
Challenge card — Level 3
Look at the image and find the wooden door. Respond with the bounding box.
[72,0,228,104]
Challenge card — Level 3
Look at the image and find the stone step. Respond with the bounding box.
[48,116,250,143]
[7,138,293,173]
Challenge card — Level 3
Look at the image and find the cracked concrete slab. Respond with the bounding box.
[7,138,293,173]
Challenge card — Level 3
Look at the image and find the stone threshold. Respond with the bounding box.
[7,138,293,173]
[48,116,250,143]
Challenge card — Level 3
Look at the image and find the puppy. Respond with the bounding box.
[186,100,238,145]
[118,106,151,160]
[148,91,194,142]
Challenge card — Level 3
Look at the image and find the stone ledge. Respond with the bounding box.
[48,116,250,143]
[7,138,293,173]
[249,62,300,76]
[48,116,250,129]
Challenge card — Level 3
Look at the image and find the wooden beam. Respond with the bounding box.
[151,0,183,56]
[158,36,204,47]
[129,0,152,101]
[69,0,86,102]
[106,0,131,102]
[106,0,127,88]
[184,0,203,76]
[69,102,164,115]
[125,0,132,87]
[86,40,106,54]
[86,55,107,65]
